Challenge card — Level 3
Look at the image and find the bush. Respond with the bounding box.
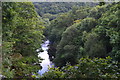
[42,57,120,79]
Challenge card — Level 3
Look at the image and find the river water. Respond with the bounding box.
[37,40,53,75]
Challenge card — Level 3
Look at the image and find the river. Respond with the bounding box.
[37,40,54,75]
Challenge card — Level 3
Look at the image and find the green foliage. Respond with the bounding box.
[42,57,120,78]
[42,13,57,21]
[42,67,65,79]
[88,4,108,19]
[33,2,90,17]
[47,6,91,63]
[2,2,120,78]
[2,2,44,78]
[10,56,42,78]
[54,23,80,67]
[54,17,97,67]
[93,2,120,61]
[47,13,76,61]
[46,2,120,68]
[99,2,106,6]
[11,2,44,56]
[77,17,97,32]
[84,32,107,57]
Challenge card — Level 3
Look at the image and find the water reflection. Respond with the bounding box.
[38,40,53,75]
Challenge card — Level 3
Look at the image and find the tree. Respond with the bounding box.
[54,23,79,67]
[99,2,105,6]
[42,57,120,79]
[94,2,120,61]
[2,2,44,78]
[84,32,107,57]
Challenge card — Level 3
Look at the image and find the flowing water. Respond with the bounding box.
[37,40,54,75]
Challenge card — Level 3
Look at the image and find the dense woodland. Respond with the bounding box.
[33,2,98,20]
[1,2,120,79]
[2,2,44,78]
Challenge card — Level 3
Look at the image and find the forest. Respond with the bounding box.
[1,1,120,79]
